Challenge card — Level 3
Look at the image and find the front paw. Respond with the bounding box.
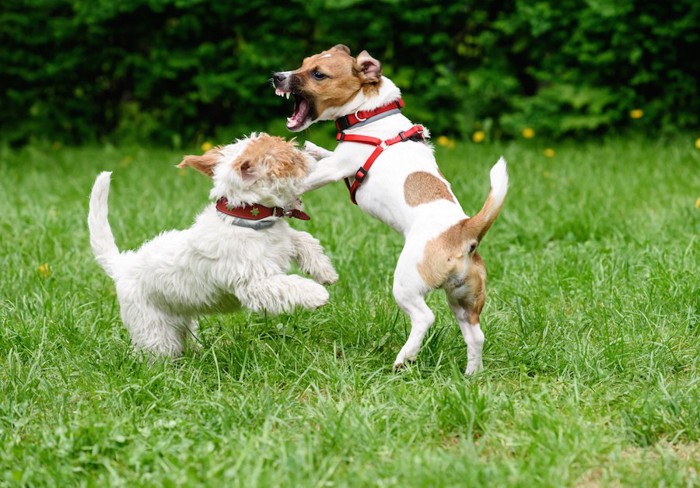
[303,141,333,160]
[314,264,339,286]
[300,283,330,310]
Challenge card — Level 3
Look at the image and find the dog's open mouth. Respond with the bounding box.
[276,88,311,132]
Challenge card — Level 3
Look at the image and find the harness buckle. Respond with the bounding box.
[355,167,368,182]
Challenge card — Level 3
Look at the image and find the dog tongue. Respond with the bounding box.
[287,98,309,130]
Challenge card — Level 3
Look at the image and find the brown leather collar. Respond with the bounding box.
[216,197,310,222]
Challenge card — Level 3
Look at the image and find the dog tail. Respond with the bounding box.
[88,172,120,279]
[463,157,508,245]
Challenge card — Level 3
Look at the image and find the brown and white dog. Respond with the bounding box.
[273,45,508,374]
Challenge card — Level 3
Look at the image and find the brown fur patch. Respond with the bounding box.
[232,134,308,180]
[459,254,486,325]
[178,146,223,177]
[418,221,487,324]
[404,171,455,207]
[417,220,467,289]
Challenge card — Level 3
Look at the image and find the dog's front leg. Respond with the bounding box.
[303,141,334,160]
[289,229,338,285]
[237,275,329,314]
[300,152,358,193]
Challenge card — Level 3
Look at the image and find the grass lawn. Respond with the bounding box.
[1,133,699,486]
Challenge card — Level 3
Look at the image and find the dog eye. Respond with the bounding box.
[311,70,327,80]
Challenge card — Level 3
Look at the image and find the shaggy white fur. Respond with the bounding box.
[88,134,338,357]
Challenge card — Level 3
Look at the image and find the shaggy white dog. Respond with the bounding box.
[88,133,338,357]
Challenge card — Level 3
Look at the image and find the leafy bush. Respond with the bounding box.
[1,0,698,145]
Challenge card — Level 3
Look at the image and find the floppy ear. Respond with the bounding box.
[356,50,382,83]
[177,147,221,177]
[234,158,260,182]
[332,44,351,55]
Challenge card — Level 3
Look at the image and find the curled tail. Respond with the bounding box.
[88,172,120,278]
[465,157,508,243]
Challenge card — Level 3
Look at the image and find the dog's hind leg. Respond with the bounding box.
[120,301,188,357]
[392,250,435,370]
[444,255,487,375]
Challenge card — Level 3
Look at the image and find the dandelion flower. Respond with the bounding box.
[437,136,450,147]
[695,138,700,149]
[522,127,535,139]
[37,263,51,278]
[544,148,555,158]
[201,141,213,152]
[629,109,643,119]
[472,131,485,143]
[696,197,700,209]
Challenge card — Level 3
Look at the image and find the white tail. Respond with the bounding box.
[464,157,509,242]
[88,172,120,278]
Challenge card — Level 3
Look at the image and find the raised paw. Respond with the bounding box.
[303,140,333,160]
[312,262,339,285]
[298,281,330,310]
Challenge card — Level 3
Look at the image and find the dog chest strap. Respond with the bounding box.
[337,124,425,205]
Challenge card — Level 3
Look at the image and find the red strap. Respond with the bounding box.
[216,197,310,221]
[335,99,405,131]
[338,125,425,205]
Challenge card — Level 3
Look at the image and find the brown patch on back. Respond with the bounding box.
[404,171,455,207]
[178,146,223,177]
[232,134,308,180]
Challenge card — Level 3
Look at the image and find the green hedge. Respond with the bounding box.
[2,0,699,145]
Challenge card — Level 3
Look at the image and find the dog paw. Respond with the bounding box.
[313,264,339,285]
[303,141,333,160]
[464,361,483,376]
[301,283,330,310]
[392,358,415,372]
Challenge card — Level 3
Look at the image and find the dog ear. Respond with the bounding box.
[356,50,382,83]
[332,44,351,55]
[177,147,221,177]
[235,158,260,182]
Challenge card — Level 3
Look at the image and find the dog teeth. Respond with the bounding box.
[275,88,292,99]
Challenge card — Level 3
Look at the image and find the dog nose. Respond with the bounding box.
[273,72,287,84]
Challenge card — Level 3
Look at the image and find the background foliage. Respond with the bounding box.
[2,0,699,146]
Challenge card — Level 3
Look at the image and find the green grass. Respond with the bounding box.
[1,134,699,486]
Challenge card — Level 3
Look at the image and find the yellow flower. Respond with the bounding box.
[437,135,450,147]
[472,131,485,143]
[629,109,643,119]
[695,197,700,209]
[37,263,51,278]
[201,141,213,152]
[522,127,535,139]
[544,148,555,158]
[695,138,700,149]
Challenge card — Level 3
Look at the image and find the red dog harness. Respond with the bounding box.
[335,99,425,205]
